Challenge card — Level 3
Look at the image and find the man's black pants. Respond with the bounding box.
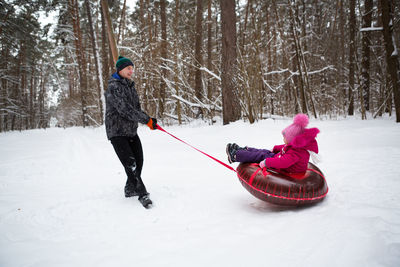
[110,135,148,196]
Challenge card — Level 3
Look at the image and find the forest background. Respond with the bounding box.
[1,0,400,132]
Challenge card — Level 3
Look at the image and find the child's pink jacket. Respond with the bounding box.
[265,128,319,173]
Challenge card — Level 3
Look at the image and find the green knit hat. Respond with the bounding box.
[116,56,134,73]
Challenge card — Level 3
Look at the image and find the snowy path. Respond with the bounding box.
[1,118,400,266]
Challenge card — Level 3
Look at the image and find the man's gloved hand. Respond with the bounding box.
[147,118,158,130]
[259,159,266,169]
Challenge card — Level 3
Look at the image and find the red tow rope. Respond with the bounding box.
[156,124,237,173]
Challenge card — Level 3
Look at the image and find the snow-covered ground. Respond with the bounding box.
[1,117,400,267]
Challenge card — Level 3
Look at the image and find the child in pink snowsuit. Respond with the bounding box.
[226,114,320,173]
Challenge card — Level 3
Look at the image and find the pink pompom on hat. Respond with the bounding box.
[282,113,309,143]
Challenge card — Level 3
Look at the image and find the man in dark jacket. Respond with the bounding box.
[105,56,157,209]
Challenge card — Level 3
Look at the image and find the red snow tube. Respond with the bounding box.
[236,162,328,206]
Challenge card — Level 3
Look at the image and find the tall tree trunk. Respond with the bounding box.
[172,0,182,124]
[207,0,213,101]
[144,0,153,112]
[380,0,400,122]
[38,63,48,129]
[0,48,7,132]
[272,0,292,114]
[289,1,308,115]
[194,0,204,118]
[293,0,317,118]
[361,0,373,116]
[348,0,356,116]
[173,0,182,124]
[251,2,264,121]
[265,2,274,115]
[117,0,127,44]
[18,42,26,131]
[339,0,346,114]
[29,65,35,129]
[101,0,118,65]
[146,0,153,60]
[70,0,89,127]
[220,0,241,124]
[241,0,250,53]
[85,0,104,124]
[139,0,149,112]
[159,0,167,117]
[100,3,109,92]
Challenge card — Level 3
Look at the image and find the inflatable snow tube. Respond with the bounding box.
[236,162,328,206]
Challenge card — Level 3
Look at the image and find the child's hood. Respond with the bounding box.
[290,127,319,153]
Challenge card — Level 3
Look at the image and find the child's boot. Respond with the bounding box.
[226,143,239,163]
[231,143,246,151]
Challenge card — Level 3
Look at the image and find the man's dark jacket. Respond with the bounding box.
[105,73,150,139]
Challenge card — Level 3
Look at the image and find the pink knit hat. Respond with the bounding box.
[282,114,309,143]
